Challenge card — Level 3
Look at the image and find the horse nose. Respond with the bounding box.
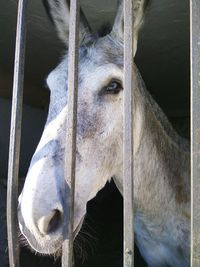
[37,209,63,235]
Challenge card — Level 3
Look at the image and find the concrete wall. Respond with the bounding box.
[0,98,47,179]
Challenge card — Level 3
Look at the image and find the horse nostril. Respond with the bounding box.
[37,209,63,235]
[48,209,63,233]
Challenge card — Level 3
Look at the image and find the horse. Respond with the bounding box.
[18,0,190,266]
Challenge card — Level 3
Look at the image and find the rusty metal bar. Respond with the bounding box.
[62,0,80,266]
[190,0,200,266]
[123,0,134,266]
[6,0,28,267]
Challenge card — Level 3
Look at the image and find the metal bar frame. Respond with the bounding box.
[123,0,134,266]
[8,0,200,267]
[62,0,80,266]
[6,0,135,266]
[6,1,28,267]
[190,0,200,266]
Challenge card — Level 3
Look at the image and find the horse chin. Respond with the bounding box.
[74,216,85,237]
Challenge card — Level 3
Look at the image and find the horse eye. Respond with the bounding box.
[99,79,123,96]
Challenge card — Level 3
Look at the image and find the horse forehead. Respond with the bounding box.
[47,37,123,89]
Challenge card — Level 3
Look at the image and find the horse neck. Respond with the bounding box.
[115,67,190,220]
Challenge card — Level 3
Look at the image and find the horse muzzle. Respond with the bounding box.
[18,198,65,254]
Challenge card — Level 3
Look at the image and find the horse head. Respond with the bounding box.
[18,0,149,255]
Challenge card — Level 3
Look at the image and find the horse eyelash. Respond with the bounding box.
[98,78,123,96]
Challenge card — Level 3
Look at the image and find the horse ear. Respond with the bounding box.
[111,0,150,56]
[43,0,91,46]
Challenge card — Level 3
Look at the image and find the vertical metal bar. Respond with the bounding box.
[191,0,200,266]
[123,0,134,266]
[62,0,80,266]
[6,0,28,267]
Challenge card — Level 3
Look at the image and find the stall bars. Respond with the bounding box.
[191,0,200,266]
[6,0,199,267]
